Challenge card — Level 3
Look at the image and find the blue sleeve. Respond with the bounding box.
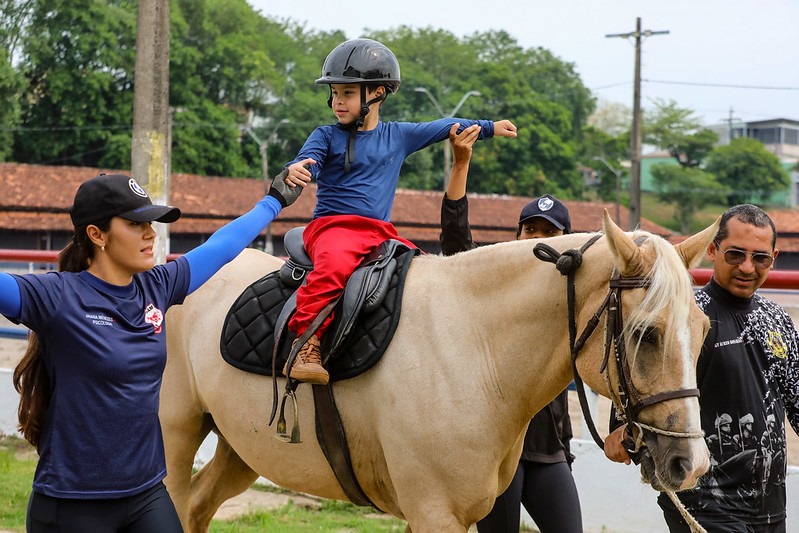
[0,272,21,319]
[183,195,281,294]
[400,118,495,154]
[284,126,331,180]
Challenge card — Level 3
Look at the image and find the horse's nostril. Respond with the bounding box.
[670,456,692,481]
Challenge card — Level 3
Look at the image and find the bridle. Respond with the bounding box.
[533,236,704,457]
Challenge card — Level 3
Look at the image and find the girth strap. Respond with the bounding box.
[312,384,376,508]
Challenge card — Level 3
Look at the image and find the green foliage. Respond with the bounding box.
[14,0,137,166]
[6,2,599,195]
[643,99,718,167]
[580,126,629,202]
[705,137,790,206]
[651,164,728,234]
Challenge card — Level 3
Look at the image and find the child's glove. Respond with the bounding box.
[267,168,301,208]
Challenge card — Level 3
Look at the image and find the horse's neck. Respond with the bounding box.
[414,236,612,421]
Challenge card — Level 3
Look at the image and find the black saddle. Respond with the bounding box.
[220,226,418,381]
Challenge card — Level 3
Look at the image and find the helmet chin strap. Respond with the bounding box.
[343,85,387,173]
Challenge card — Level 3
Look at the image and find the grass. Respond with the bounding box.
[0,435,405,533]
[640,191,726,234]
[0,435,36,532]
[210,500,405,532]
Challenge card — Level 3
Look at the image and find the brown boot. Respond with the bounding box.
[283,334,329,384]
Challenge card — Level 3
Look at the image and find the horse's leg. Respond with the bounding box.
[162,411,213,529]
[188,433,259,533]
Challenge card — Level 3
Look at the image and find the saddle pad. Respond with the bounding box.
[220,250,415,381]
[220,271,295,375]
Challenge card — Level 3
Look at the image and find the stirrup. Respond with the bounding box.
[275,388,302,444]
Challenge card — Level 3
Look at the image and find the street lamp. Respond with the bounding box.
[414,87,481,191]
[592,156,624,224]
[241,118,290,254]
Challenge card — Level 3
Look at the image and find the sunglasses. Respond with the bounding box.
[715,243,774,269]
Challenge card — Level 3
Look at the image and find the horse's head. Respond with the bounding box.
[599,211,717,491]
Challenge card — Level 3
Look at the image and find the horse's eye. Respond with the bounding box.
[637,327,658,345]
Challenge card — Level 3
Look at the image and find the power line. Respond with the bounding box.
[593,80,799,92]
[643,79,799,91]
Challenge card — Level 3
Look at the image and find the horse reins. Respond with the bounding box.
[533,235,703,453]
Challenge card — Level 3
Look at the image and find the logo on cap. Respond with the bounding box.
[537,197,554,212]
[129,178,149,198]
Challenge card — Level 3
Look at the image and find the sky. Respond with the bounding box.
[248,0,799,127]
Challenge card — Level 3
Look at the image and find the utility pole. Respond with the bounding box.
[132,0,171,263]
[241,119,290,254]
[607,18,668,230]
[721,107,741,144]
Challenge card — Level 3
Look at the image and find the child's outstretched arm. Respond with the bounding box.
[493,120,517,138]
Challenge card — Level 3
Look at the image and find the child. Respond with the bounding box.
[282,38,517,384]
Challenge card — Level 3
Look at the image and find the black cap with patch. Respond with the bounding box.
[69,174,181,227]
[518,194,572,234]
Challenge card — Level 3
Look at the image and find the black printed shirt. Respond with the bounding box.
[675,279,799,525]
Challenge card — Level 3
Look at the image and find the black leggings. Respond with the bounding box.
[477,460,582,533]
[27,482,183,533]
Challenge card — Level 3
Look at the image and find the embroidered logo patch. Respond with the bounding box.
[537,196,554,212]
[766,331,787,358]
[144,303,164,334]
[128,178,149,198]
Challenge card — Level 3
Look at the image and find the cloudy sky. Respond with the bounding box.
[248,0,799,126]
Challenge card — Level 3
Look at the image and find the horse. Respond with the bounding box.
[160,212,715,532]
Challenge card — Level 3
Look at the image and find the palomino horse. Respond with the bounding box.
[160,213,714,532]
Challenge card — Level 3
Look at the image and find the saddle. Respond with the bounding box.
[219,227,418,508]
[220,226,418,380]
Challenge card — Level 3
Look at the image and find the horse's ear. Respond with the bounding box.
[602,209,643,275]
[675,216,721,268]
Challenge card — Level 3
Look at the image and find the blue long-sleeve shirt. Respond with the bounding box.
[286,118,494,221]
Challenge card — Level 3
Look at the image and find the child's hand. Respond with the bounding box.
[285,159,316,188]
[493,120,517,138]
[449,123,480,166]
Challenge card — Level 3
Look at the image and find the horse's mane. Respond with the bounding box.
[624,231,695,358]
[423,230,694,362]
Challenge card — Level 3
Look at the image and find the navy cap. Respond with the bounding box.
[518,194,571,234]
[69,174,181,227]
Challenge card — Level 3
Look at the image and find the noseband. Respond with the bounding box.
[533,236,703,454]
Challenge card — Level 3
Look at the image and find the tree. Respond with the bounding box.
[0,1,31,159]
[644,99,718,167]
[705,137,790,206]
[12,0,138,166]
[6,5,599,195]
[651,164,728,234]
[588,99,631,137]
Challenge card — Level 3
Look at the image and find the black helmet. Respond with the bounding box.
[315,38,401,93]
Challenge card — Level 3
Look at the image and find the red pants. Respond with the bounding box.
[288,215,416,339]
